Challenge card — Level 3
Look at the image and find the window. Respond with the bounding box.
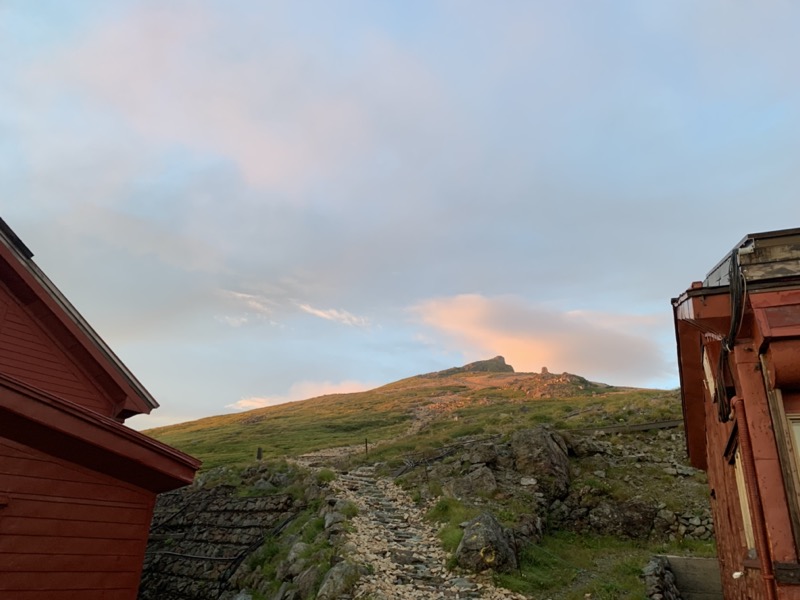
[734,448,756,550]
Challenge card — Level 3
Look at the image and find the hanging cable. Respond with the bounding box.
[716,250,746,422]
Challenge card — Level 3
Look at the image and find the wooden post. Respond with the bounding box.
[365,438,368,457]
[256,447,263,461]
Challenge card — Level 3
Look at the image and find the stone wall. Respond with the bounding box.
[139,483,299,599]
[643,556,683,600]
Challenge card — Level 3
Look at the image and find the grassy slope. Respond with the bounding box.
[146,369,681,470]
[146,368,712,599]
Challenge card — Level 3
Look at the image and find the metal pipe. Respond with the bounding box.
[734,396,778,600]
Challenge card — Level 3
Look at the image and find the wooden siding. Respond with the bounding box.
[0,438,155,600]
[0,282,112,416]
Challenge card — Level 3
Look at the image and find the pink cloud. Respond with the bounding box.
[413,294,670,386]
[32,4,448,192]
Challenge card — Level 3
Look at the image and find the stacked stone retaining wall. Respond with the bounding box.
[139,485,298,600]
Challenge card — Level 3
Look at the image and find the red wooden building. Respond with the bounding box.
[674,228,800,599]
[0,219,200,599]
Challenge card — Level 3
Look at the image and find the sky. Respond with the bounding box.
[3,1,800,429]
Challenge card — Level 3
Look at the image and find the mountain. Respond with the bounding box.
[146,359,667,470]
[141,359,713,600]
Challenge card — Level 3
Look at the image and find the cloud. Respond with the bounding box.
[214,289,281,328]
[221,290,275,314]
[56,203,225,273]
[214,315,249,328]
[227,379,375,410]
[413,294,672,386]
[30,3,450,193]
[298,303,370,327]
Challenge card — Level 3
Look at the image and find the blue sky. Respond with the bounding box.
[4,2,800,428]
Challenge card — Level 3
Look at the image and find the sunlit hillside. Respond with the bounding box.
[146,358,681,470]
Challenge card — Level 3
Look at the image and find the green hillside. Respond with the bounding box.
[146,362,681,470]
[142,360,711,600]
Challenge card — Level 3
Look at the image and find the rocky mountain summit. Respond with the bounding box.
[427,356,516,377]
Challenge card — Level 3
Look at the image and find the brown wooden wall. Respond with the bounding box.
[0,282,112,416]
[0,438,155,599]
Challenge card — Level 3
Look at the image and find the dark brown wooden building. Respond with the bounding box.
[0,219,200,599]
[674,228,800,600]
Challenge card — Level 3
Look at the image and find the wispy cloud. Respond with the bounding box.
[222,290,275,315]
[413,294,671,386]
[214,290,280,328]
[298,303,370,327]
[214,315,249,328]
[227,379,375,410]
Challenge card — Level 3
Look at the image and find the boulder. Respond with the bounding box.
[561,432,613,457]
[324,511,346,529]
[294,565,321,599]
[455,512,518,573]
[467,443,499,466]
[316,561,360,600]
[510,427,570,500]
[443,465,497,498]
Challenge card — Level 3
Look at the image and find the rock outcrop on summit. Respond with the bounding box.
[429,356,515,378]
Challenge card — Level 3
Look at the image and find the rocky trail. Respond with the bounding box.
[331,465,528,600]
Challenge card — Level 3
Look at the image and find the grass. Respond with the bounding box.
[496,531,716,599]
[426,497,480,552]
[316,468,336,484]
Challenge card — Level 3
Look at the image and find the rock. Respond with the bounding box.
[316,561,360,600]
[434,356,515,376]
[455,512,518,573]
[642,556,682,600]
[520,477,538,486]
[561,432,613,457]
[510,427,570,501]
[461,355,515,373]
[657,509,676,524]
[587,499,656,538]
[286,541,309,565]
[444,465,497,498]
[271,582,296,600]
[294,565,321,599]
[252,478,276,492]
[324,511,346,529]
[467,443,499,466]
[449,577,477,590]
[275,541,310,581]
[516,513,544,543]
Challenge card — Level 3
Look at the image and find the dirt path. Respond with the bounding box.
[331,465,528,600]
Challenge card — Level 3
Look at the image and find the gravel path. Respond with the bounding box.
[331,465,528,600]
